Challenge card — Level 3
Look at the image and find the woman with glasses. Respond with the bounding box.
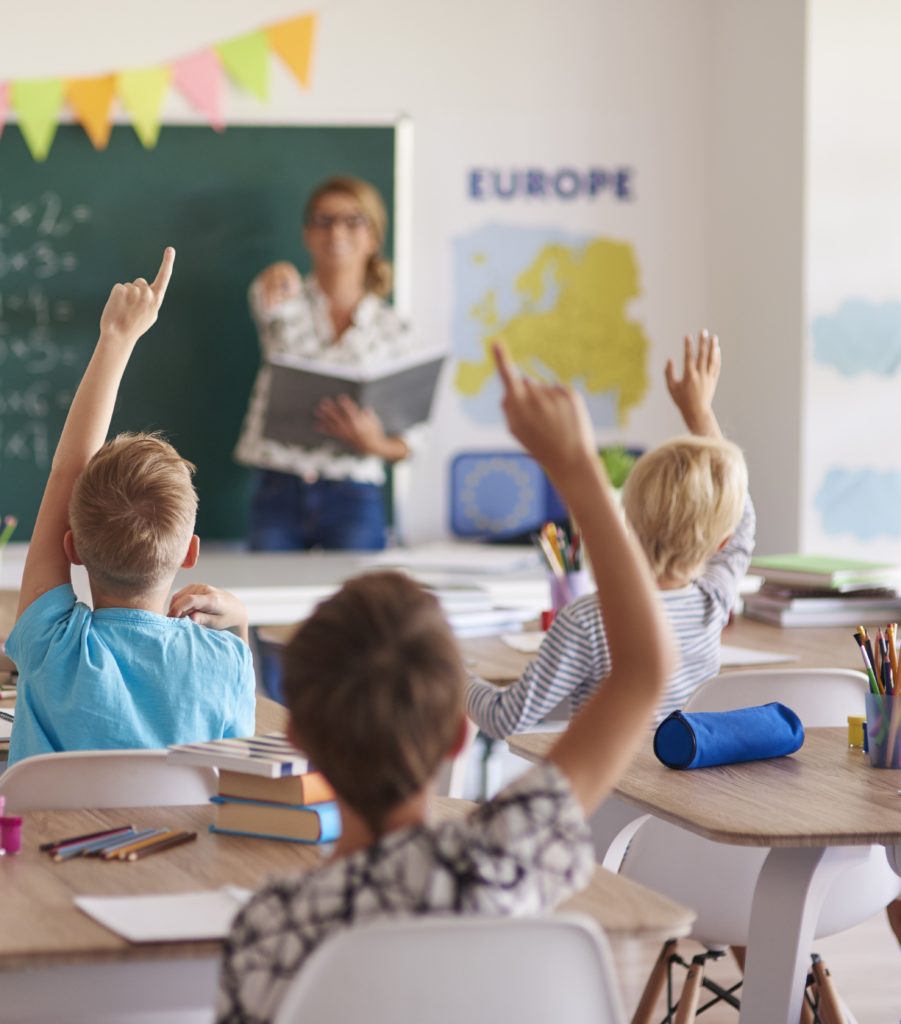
[234,176,416,555]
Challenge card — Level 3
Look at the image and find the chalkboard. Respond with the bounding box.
[0,123,396,539]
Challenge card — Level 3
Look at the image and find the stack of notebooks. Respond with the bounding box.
[744,555,901,627]
[168,734,341,844]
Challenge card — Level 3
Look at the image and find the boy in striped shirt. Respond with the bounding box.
[468,330,755,738]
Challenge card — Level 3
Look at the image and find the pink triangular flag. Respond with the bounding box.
[0,83,7,138]
[172,49,225,132]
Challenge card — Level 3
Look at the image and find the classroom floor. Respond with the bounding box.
[611,910,901,1023]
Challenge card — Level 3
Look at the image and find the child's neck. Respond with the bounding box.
[332,789,430,858]
[656,573,693,591]
[89,579,173,615]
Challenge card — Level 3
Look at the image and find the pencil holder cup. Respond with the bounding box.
[548,569,594,612]
[865,693,901,768]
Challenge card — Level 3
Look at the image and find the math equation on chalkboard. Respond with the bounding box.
[0,192,92,470]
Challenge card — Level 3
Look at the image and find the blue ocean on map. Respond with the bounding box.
[816,468,901,539]
[812,299,901,376]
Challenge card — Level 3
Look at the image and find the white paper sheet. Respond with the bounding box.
[502,632,545,653]
[74,886,252,943]
[501,637,797,665]
[719,644,798,667]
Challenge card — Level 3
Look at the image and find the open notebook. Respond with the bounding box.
[0,705,14,742]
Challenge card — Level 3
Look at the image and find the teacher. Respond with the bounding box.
[234,176,416,552]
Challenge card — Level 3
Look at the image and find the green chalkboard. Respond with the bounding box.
[0,123,396,539]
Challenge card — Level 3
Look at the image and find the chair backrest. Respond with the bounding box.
[685,667,868,724]
[0,749,217,812]
[273,914,627,1024]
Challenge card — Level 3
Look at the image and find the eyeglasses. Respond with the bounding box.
[307,213,370,231]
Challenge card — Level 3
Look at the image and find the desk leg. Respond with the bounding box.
[588,795,649,871]
[739,846,868,1024]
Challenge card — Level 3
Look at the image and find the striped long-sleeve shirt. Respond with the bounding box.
[466,496,756,739]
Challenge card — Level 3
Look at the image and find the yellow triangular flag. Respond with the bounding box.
[66,75,116,150]
[117,67,171,148]
[266,13,317,89]
[216,30,269,100]
[10,78,63,161]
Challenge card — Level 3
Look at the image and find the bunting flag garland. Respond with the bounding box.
[0,11,317,161]
[67,75,116,150]
[173,50,225,132]
[267,13,317,88]
[216,30,270,101]
[10,78,64,162]
[117,67,172,148]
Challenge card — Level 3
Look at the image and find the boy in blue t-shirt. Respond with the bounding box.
[7,249,256,765]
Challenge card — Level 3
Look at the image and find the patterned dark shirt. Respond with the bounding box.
[216,761,593,1024]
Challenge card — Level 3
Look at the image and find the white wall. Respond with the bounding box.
[709,0,807,555]
[804,0,901,559]
[0,0,808,548]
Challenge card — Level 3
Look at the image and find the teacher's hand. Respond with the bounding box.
[315,395,409,461]
[253,261,303,312]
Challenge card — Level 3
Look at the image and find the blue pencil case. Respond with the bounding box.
[653,703,804,770]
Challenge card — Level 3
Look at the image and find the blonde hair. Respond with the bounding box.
[304,176,393,297]
[622,435,747,582]
[69,432,197,594]
[283,572,465,836]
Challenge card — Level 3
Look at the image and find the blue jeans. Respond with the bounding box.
[249,471,387,701]
[249,470,387,553]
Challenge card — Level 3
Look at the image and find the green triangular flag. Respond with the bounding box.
[118,67,171,149]
[216,30,269,100]
[10,78,64,161]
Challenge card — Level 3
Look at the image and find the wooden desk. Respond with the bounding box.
[508,727,901,1024]
[0,799,694,1021]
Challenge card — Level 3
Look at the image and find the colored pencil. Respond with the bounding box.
[126,830,197,861]
[41,825,133,853]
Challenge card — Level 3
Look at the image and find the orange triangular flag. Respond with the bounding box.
[67,75,116,150]
[266,13,317,88]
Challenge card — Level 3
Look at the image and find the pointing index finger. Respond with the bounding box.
[150,247,176,304]
[492,340,520,394]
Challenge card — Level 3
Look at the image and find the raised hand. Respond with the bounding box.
[254,261,303,312]
[664,329,722,438]
[99,247,175,344]
[493,340,596,483]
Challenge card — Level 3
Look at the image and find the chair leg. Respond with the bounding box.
[630,939,677,1024]
[810,955,846,1024]
[672,955,706,1024]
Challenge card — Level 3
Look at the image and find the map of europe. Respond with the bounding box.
[452,225,650,426]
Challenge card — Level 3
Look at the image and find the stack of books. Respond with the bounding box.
[168,734,341,844]
[744,555,901,627]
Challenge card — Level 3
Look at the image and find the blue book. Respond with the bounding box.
[209,795,341,844]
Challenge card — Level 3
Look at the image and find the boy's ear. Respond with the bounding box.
[181,534,200,569]
[63,530,83,566]
[716,533,733,553]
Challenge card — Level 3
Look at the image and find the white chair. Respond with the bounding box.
[622,669,901,1023]
[0,748,217,811]
[273,914,627,1024]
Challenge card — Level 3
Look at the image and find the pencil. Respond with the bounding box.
[126,831,197,861]
[42,825,133,853]
[100,828,171,860]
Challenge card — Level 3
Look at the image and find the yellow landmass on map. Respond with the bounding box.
[455,238,649,424]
